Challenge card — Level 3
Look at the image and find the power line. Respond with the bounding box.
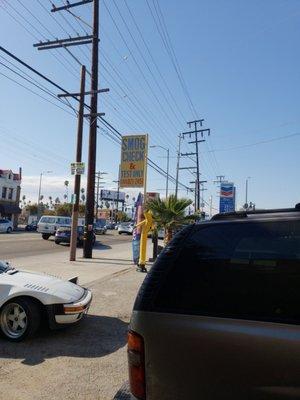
[204,132,300,152]
[112,0,183,129]
[0,2,78,78]
[146,0,197,118]
[0,46,192,192]
[103,0,179,149]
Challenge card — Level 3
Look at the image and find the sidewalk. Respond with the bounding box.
[8,239,153,286]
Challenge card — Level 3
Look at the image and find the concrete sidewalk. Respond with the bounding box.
[8,240,153,286]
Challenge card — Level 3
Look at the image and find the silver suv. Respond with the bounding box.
[128,205,300,399]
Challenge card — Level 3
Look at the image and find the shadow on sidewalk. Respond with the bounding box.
[94,243,112,250]
[0,314,128,366]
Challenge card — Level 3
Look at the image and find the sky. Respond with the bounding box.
[0,0,300,212]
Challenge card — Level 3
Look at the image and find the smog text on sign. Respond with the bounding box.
[120,134,148,188]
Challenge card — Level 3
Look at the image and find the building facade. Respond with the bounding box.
[0,168,22,227]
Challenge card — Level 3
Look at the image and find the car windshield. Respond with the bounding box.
[96,220,106,227]
[39,216,56,224]
[57,226,71,232]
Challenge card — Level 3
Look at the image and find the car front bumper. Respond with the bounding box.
[46,289,92,329]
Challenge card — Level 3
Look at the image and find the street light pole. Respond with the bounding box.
[245,176,251,208]
[150,145,169,199]
[37,173,43,206]
[37,170,52,218]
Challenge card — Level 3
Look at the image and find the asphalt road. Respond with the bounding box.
[0,229,132,260]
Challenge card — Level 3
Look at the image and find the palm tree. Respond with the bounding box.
[146,195,195,244]
[64,180,69,202]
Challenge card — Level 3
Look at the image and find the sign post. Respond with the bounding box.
[219,182,236,213]
[119,134,149,271]
[119,134,148,189]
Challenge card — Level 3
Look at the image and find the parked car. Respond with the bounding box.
[37,215,71,240]
[25,221,37,231]
[94,221,107,235]
[0,219,13,233]
[55,225,96,246]
[0,260,92,341]
[118,222,134,235]
[105,222,116,230]
[128,204,300,400]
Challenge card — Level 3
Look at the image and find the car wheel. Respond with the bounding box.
[42,234,50,240]
[6,227,12,233]
[0,298,41,342]
[118,232,122,235]
[54,240,60,245]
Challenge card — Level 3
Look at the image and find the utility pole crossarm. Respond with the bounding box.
[51,0,93,12]
[178,166,197,170]
[33,35,95,48]
[188,139,205,144]
[58,88,109,98]
[181,152,196,156]
[83,112,105,117]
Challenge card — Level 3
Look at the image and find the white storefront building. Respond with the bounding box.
[0,168,22,227]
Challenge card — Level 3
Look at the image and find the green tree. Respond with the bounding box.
[146,195,195,244]
[25,203,38,215]
[117,211,130,222]
[55,203,72,216]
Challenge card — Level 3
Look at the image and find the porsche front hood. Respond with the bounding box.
[5,270,85,303]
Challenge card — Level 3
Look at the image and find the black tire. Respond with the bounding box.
[54,240,60,245]
[0,298,41,342]
[42,234,50,240]
[118,231,122,235]
[6,227,12,233]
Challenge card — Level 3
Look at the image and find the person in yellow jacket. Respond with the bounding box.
[135,210,153,273]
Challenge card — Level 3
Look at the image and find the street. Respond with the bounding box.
[0,230,132,260]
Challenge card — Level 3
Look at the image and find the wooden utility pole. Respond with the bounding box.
[175,134,182,199]
[84,0,99,258]
[34,0,107,259]
[182,120,210,211]
[70,65,86,261]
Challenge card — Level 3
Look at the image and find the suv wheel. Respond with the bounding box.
[0,298,41,341]
[42,234,50,240]
[6,227,12,233]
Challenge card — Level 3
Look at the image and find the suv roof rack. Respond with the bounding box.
[211,203,300,221]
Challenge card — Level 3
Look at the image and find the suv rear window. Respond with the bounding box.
[153,220,300,324]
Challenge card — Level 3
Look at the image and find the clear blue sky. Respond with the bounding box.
[0,0,300,211]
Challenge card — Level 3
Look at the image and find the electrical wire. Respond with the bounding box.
[2,1,78,78]
[112,0,183,130]
[123,0,186,123]
[103,0,179,150]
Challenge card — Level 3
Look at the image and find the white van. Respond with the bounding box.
[37,215,71,240]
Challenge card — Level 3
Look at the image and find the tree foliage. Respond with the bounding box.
[145,195,196,243]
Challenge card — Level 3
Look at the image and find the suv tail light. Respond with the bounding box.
[128,330,146,399]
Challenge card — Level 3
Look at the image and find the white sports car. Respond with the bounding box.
[0,260,92,341]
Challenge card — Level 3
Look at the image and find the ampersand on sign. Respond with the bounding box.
[130,163,136,170]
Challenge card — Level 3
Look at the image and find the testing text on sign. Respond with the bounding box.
[120,134,148,188]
